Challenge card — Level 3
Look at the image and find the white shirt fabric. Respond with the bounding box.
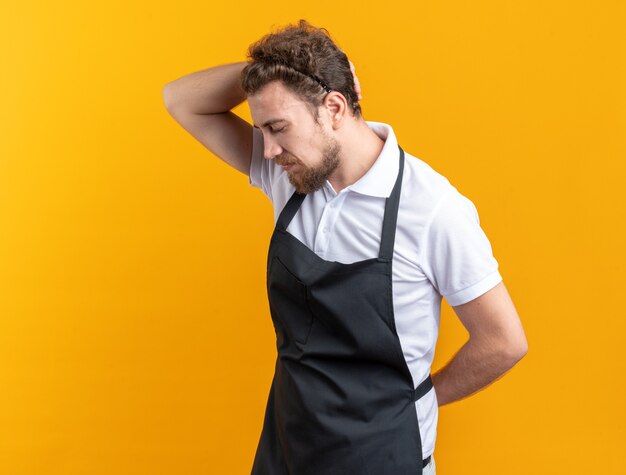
[247,120,503,459]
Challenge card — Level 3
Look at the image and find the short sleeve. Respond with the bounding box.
[248,127,294,208]
[248,126,270,195]
[420,189,503,307]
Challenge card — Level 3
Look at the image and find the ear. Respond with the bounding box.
[323,91,348,129]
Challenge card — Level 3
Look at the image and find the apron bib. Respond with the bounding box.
[252,145,433,475]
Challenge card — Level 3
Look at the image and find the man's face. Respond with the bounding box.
[248,81,342,194]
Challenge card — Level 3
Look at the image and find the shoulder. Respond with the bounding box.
[399,149,461,222]
[396,149,489,260]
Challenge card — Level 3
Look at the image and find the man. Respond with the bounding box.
[163,19,527,475]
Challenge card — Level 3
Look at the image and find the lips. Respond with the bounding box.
[277,159,297,168]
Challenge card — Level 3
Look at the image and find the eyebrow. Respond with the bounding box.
[252,118,288,129]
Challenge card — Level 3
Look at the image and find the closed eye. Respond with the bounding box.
[270,127,286,134]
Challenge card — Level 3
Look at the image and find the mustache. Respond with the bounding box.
[275,156,299,166]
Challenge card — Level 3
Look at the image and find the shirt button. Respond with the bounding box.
[323,227,329,233]
[330,202,336,208]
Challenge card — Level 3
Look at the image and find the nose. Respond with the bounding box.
[263,134,283,161]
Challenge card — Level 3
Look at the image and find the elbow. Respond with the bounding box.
[162,84,173,110]
[162,83,178,111]
[502,334,528,364]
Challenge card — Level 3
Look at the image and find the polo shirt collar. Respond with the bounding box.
[342,121,400,198]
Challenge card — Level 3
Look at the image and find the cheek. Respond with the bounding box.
[284,128,322,163]
[281,136,304,160]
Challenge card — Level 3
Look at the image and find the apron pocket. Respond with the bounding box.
[268,256,314,346]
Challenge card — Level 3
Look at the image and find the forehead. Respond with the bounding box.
[248,81,311,128]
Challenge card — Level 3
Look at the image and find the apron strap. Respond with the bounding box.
[378,145,405,261]
[414,374,434,401]
[276,190,307,231]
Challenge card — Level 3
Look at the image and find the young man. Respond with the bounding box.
[163,19,527,475]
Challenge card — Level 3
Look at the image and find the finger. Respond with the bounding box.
[354,76,361,98]
[347,59,362,99]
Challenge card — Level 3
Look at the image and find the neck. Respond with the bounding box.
[328,120,386,193]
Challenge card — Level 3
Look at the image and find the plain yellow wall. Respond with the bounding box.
[1,1,624,474]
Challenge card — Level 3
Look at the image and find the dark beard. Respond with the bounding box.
[287,137,341,194]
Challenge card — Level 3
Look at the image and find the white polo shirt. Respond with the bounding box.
[247,120,503,459]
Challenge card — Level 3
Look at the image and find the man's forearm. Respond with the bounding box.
[162,61,248,115]
[432,337,525,407]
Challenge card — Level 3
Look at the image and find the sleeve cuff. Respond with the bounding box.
[444,270,503,307]
[248,127,264,189]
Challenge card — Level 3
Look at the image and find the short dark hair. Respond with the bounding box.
[241,19,362,122]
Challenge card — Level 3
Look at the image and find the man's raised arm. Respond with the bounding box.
[162,62,253,175]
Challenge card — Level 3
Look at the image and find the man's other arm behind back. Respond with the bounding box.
[432,282,528,406]
[162,62,253,175]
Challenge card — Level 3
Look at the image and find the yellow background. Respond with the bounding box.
[1,1,624,473]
